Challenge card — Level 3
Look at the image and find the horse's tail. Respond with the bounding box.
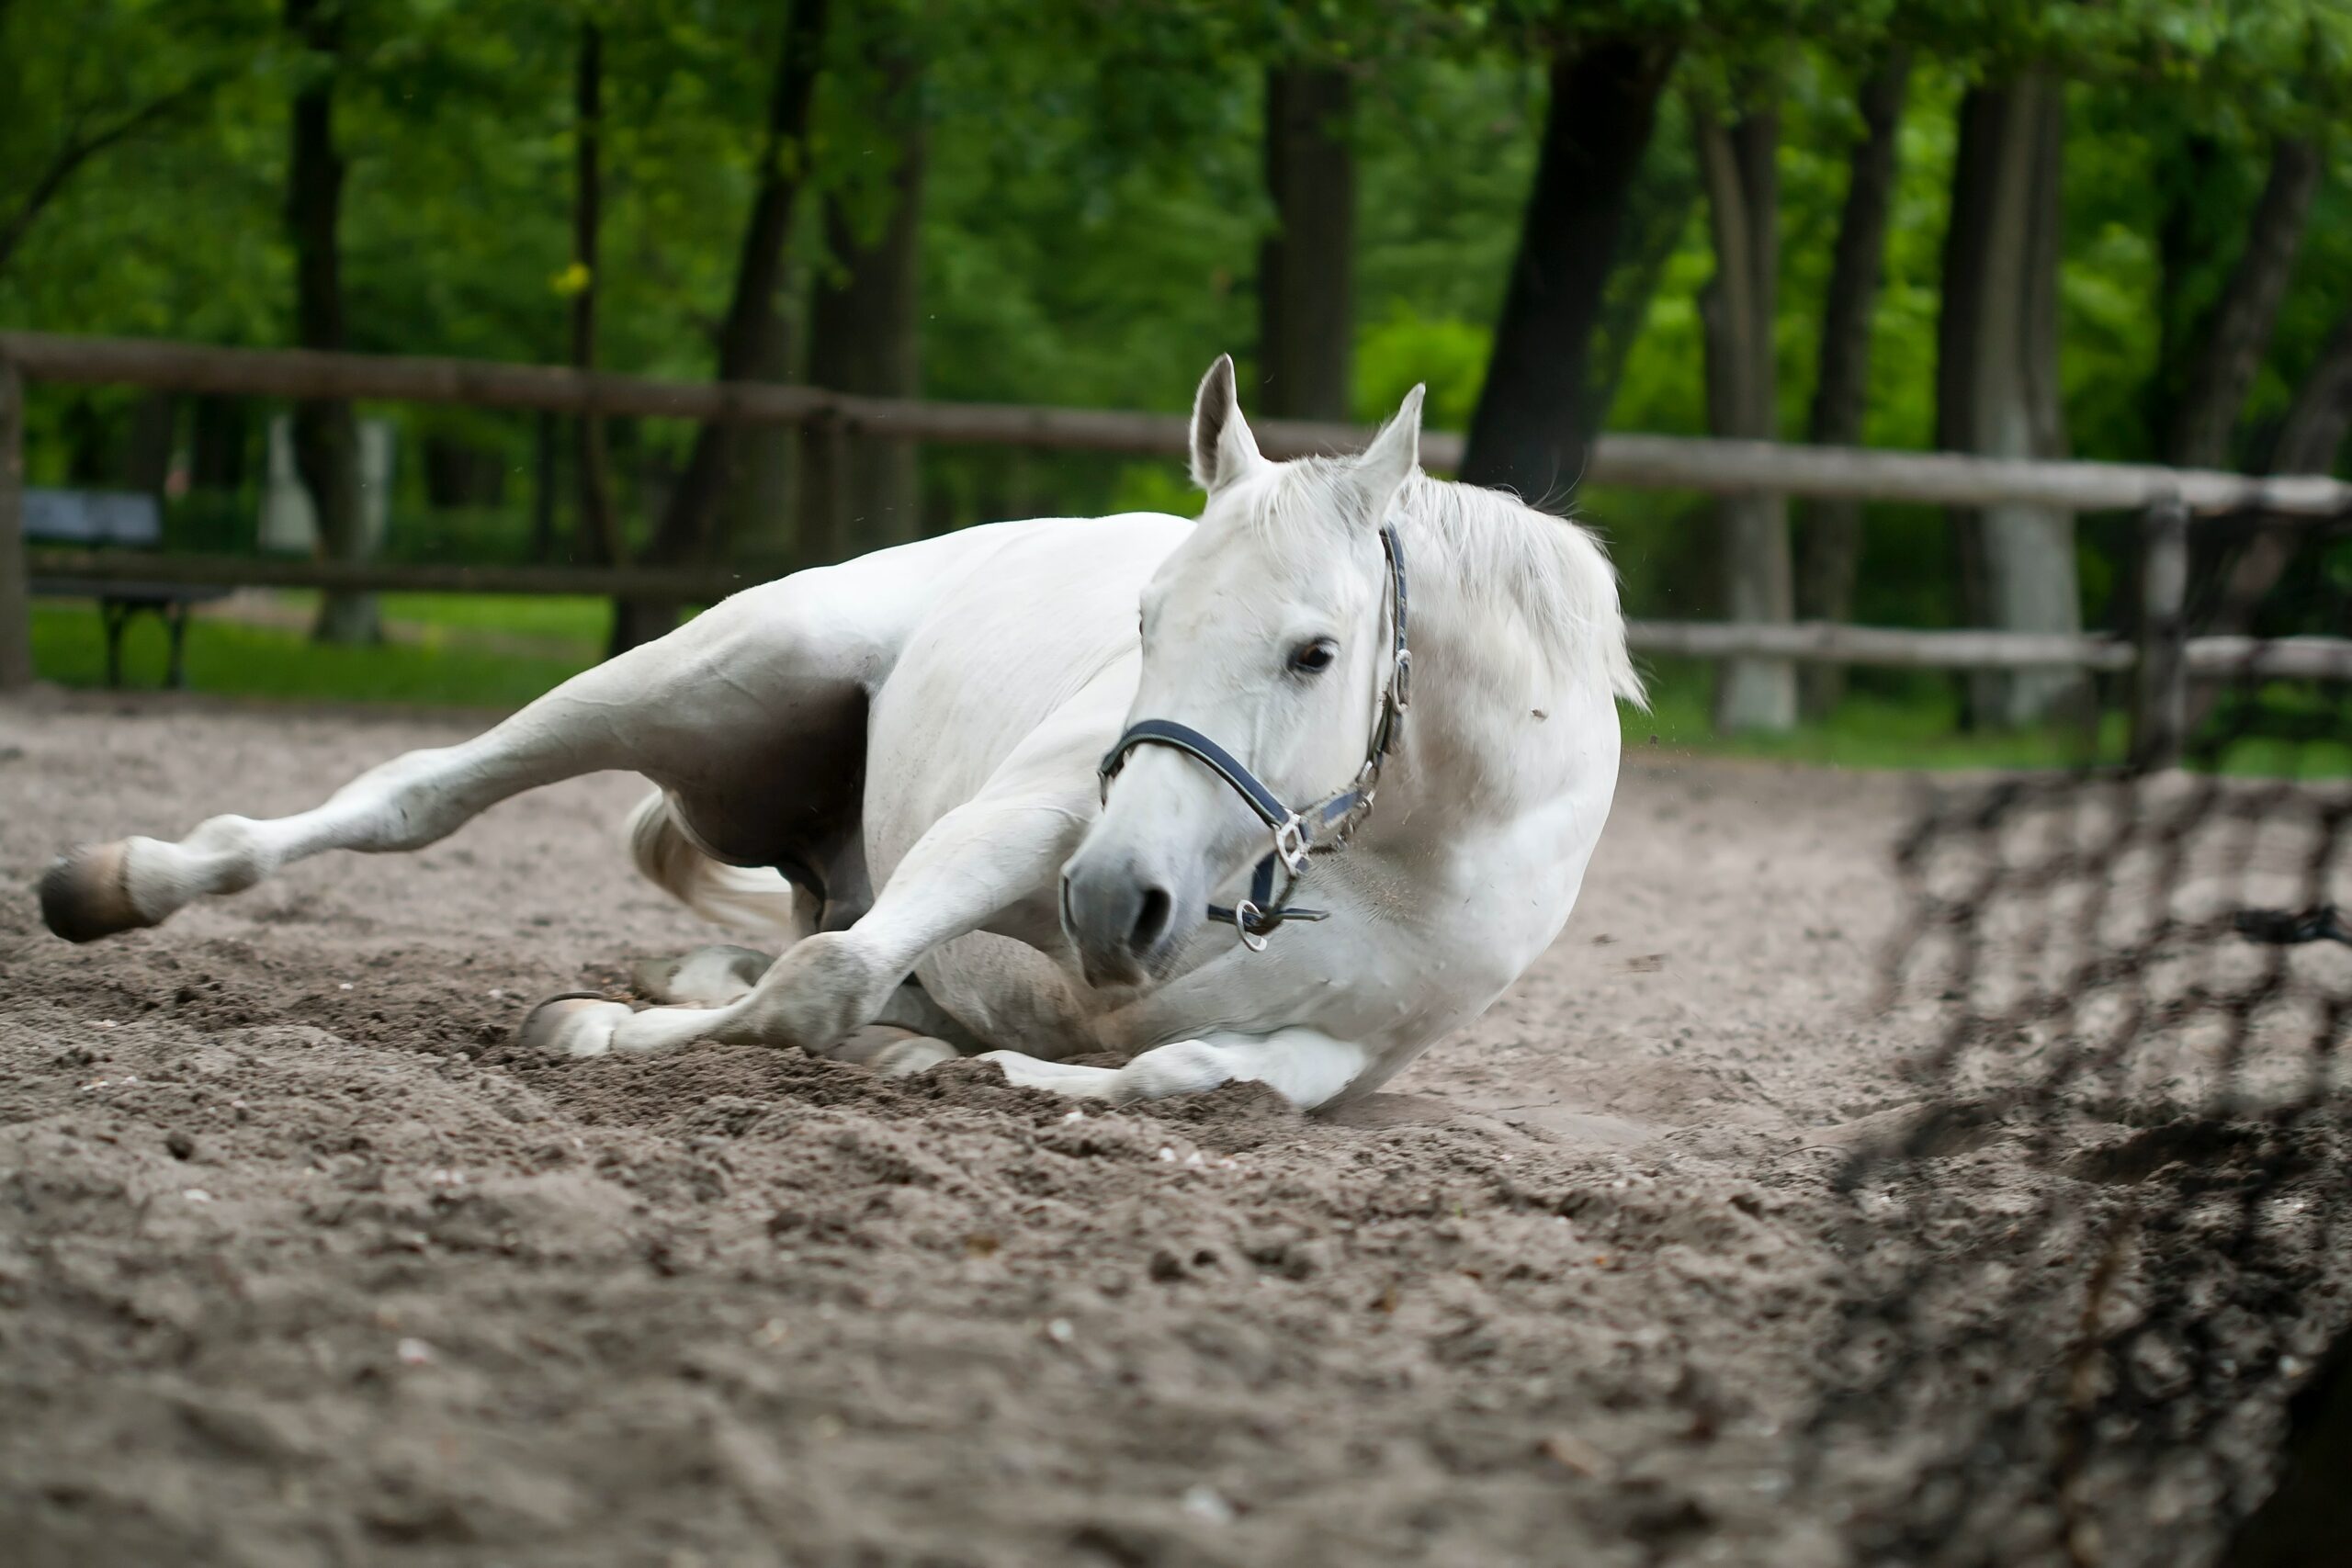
[624,789,806,940]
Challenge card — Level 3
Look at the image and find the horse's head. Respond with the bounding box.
[1062,355,1424,988]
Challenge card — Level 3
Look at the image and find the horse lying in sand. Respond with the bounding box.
[39,357,1643,1110]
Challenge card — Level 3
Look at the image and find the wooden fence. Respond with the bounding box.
[4,331,2350,764]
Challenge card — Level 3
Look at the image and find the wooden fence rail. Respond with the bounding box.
[1628,624,2352,679]
[22,548,751,603]
[8,331,2352,516]
[28,546,2352,681]
[4,333,2349,767]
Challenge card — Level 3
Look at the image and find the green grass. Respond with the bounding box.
[1631,658,2118,772]
[243,591,612,649]
[358,592,611,646]
[1633,658,2350,777]
[30,603,2346,776]
[33,603,594,708]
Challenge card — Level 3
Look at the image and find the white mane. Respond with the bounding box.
[1256,461,1645,708]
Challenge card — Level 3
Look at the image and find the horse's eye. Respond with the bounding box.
[1289,637,1339,675]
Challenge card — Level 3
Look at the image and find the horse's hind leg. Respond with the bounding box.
[39,707,628,942]
[36,609,765,943]
[630,946,777,1007]
[38,552,942,944]
[579,943,977,1085]
[628,951,969,1081]
[631,946,973,1041]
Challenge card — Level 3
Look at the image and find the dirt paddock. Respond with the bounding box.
[1,691,2341,1568]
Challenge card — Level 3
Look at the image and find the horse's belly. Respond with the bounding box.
[641,523,1032,896]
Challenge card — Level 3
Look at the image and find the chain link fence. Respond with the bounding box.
[1797,511,2352,1567]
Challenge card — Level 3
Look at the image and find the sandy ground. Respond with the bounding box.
[1,691,2344,1568]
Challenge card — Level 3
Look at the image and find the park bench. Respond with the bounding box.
[26,489,228,688]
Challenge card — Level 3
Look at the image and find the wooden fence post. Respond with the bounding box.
[0,355,33,692]
[2129,494,2190,771]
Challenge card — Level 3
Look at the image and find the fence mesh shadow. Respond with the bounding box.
[1796,512,2352,1568]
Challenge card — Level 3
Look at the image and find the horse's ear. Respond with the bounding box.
[1353,383,1423,518]
[1190,354,1265,492]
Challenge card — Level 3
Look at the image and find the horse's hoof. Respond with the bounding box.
[758,931,885,1054]
[519,992,634,1059]
[39,843,150,943]
[820,1023,958,1077]
[629,944,771,1007]
[871,1035,960,1077]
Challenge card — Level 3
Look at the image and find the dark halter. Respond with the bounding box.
[1097,522,1411,952]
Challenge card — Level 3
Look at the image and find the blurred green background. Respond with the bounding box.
[6,1,2348,771]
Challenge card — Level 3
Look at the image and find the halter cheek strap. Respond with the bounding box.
[1097,522,1411,951]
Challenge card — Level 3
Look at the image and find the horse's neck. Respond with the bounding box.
[1363,533,1598,851]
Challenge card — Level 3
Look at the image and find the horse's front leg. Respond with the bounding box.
[525,780,1088,1062]
[980,1028,1373,1111]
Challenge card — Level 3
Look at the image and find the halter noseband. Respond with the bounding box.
[1097,522,1411,952]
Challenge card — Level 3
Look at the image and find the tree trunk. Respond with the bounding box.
[1937,77,2082,728]
[802,38,924,563]
[188,396,248,492]
[571,20,624,572]
[529,410,559,561]
[1581,118,1700,437]
[2267,308,2352,475]
[725,323,797,565]
[2164,138,2322,469]
[1696,102,1792,733]
[2149,129,2220,458]
[422,438,504,508]
[63,399,107,484]
[611,0,830,653]
[285,0,375,645]
[0,361,30,691]
[124,392,176,498]
[1257,63,1353,422]
[1798,54,1907,718]
[2194,307,2352,681]
[1460,38,1678,502]
[2152,135,2324,736]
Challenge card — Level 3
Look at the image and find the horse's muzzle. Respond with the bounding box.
[1060,850,1197,989]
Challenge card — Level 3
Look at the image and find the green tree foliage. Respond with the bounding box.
[1,0,2346,675]
[0,0,252,283]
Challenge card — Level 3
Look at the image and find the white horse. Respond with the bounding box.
[38,357,1642,1110]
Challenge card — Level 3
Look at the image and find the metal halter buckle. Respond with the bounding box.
[1272,815,1310,875]
[1231,900,1271,952]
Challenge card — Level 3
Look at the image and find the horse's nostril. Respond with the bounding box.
[1128,886,1173,954]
